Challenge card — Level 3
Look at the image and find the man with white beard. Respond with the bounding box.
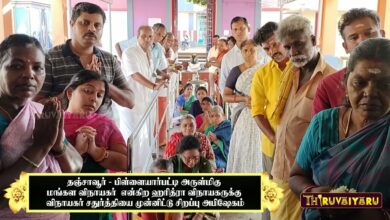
[270,15,335,220]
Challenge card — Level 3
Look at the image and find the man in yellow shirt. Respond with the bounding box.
[251,22,291,220]
[251,22,291,174]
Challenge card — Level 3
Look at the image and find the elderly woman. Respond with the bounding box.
[223,39,263,173]
[170,135,213,173]
[206,106,232,171]
[0,34,82,219]
[165,114,215,163]
[289,38,390,219]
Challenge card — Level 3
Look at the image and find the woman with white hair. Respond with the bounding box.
[205,106,232,171]
[164,114,215,166]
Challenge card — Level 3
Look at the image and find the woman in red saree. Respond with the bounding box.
[165,114,215,166]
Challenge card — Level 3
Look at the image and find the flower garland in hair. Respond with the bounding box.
[330,185,357,193]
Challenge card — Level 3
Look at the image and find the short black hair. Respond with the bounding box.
[338,8,380,39]
[213,35,220,38]
[196,86,207,93]
[201,96,214,104]
[230,16,248,29]
[183,83,193,91]
[240,39,256,50]
[253,22,278,45]
[71,2,106,24]
[177,135,200,154]
[63,70,109,111]
[0,34,44,64]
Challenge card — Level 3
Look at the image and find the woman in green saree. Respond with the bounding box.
[170,135,212,173]
[290,38,390,219]
[174,83,195,117]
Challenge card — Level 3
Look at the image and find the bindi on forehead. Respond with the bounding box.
[11,55,43,65]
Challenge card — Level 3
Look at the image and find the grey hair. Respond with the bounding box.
[277,15,313,42]
[137,25,152,37]
[152,23,166,32]
[150,159,173,173]
[181,114,196,123]
[210,105,224,115]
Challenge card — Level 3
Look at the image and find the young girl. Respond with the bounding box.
[189,86,208,117]
[63,70,127,172]
[63,70,127,220]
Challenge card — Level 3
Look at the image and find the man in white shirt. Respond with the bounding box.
[118,25,165,171]
[151,23,169,79]
[114,37,136,59]
[207,34,219,61]
[219,17,268,94]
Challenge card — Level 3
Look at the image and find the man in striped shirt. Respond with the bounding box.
[35,2,134,117]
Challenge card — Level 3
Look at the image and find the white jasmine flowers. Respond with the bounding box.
[330,186,357,193]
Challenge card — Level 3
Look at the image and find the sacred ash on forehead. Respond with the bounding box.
[354,23,365,28]
[367,68,382,74]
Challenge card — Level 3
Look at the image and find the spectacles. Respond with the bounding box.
[181,155,200,163]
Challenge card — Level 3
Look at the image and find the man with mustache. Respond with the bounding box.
[271,15,335,220]
[312,8,385,116]
[36,2,134,118]
[250,22,291,220]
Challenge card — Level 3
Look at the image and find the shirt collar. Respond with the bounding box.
[311,53,328,79]
[270,59,292,71]
[293,52,327,80]
[62,39,102,58]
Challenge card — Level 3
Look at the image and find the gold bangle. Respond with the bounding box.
[95,148,109,162]
[22,155,42,168]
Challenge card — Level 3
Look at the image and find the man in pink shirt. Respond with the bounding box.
[312,8,385,116]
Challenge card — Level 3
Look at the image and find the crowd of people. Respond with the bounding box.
[0,1,389,220]
[163,7,389,220]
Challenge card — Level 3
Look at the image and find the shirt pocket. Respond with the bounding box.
[296,96,313,123]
